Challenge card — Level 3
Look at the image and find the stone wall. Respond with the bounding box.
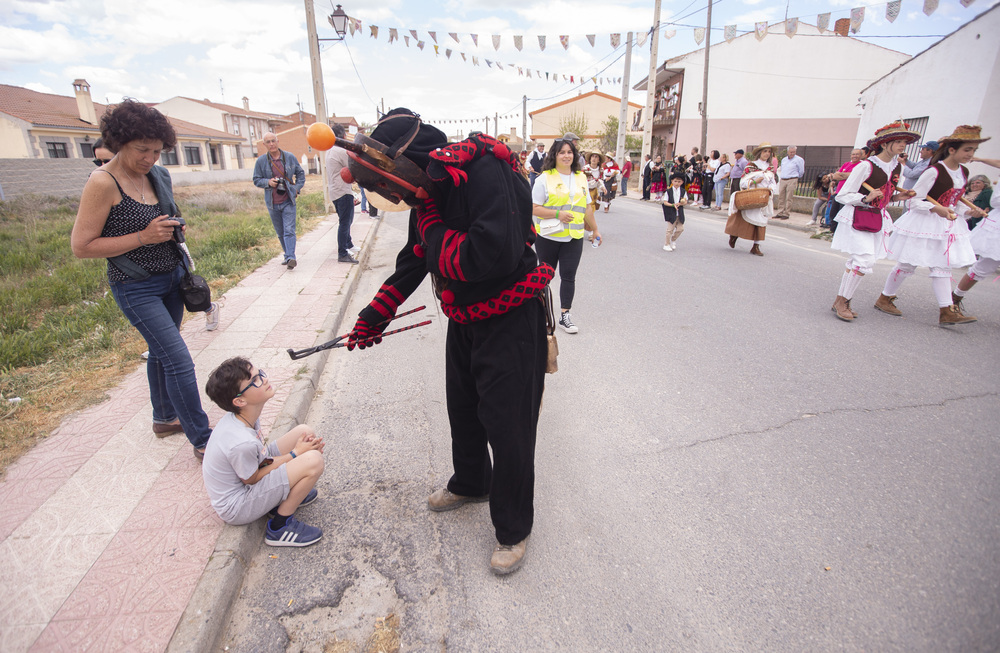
[171,168,253,187]
[0,158,95,200]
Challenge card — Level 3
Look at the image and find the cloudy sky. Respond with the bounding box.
[1,0,993,138]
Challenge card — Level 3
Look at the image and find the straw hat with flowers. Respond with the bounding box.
[937,124,991,146]
[865,120,921,151]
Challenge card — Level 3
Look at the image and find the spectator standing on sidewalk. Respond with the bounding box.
[712,154,731,210]
[203,357,326,547]
[729,149,748,195]
[900,140,939,190]
[253,133,306,269]
[641,154,652,200]
[703,150,721,207]
[775,146,804,219]
[325,124,361,264]
[620,156,632,196]
[650,155,666,200]
[528,142,545,187]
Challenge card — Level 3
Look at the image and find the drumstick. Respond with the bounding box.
[861,182,956,217]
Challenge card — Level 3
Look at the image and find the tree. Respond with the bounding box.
[557,112,588,141]
[598,115,643,155]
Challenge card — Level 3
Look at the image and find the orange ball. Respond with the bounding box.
[306,122,336,151]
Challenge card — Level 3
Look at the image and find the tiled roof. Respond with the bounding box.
[0,84,243,142]
[279,111,360,129]
[168,97,290,123]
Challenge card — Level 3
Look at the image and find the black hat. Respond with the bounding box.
[669,172,686,182]
[369,108,448,171]
[734,148,745,154]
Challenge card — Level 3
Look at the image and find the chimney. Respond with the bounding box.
[73,79,98,125]
[242,96,250,111]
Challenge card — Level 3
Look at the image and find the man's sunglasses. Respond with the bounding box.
[235,369,267,397]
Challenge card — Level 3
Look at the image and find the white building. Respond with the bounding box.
[634,22,910,171]
[855,4,1000,181]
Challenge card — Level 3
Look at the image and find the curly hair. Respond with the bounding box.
[541,139,581,173]
[205,356,253,414]
[100,98,177,152]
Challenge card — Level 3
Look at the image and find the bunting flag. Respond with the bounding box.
[725,24,737,42]
[527,69,533,78]
[514,35,523,50]
[493,35,501,50]
[389,28,398,43]
[923,0,939,15]
[410,29,418,40]
[755,21,768,40]
[461,53,466,61]
[560,35,569,49]
[434,45,440,55]
[850,7,864,32]
[546,72,550,80]
[611,33,621,47]
[817,12,830,32]
[370,25,379,38]
[664,28,676,39]
[586,35,595,47]
[486,60,493,68]
[471,34,478,46]
[428,31,437,43]
[348,19,358,36]
[834,17,850,35]
[886,0,901,22]
[518,67,523,76]
[450,32,459,43]
[638,32,648,47]
[446,48,452,59]
[694,27,705,44]
[960,0,975,7]
[404,36,410,46]
[473,56,479,66]
[417,40,425,50]
[538,35,546,50]
[785,17,798,37]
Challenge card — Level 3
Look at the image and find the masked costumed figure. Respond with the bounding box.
[344,109,552,575]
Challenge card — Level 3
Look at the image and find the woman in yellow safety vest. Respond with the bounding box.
[531,139,601,334]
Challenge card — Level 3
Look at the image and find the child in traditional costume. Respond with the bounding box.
[661,173,688,251]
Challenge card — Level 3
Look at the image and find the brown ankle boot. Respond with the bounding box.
[832,296,855,321]
[940,304,976,325]
[846,299,858,318]
[729,235,738,248]
[749,244,763,256]
[874,294,902,316]
[952,292,965,311]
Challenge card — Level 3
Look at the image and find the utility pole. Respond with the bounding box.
[700,0,713,157]
[494,113,499,139]
[522,95,528,147]
[616,32,634,164]
[642,0,661,162]
[304,0,329,206]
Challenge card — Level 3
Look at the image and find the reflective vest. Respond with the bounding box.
[537,169,587,240]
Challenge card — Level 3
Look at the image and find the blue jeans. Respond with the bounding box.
[359,187,368,212]
[268,200,297,262]
[332,193,355,257]
[714,180,728,207]
[109,266,211,449]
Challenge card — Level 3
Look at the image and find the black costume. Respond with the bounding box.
[351,111,549,545]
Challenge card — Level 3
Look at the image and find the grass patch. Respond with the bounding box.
[0,180,325,476]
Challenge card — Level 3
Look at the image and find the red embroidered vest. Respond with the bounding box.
[926,163,969,208]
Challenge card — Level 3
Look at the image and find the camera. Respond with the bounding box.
[171,216,186,243]
[274,177,288,193]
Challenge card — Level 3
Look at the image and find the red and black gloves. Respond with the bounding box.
[347,282,406,350]
[415,198,444,242]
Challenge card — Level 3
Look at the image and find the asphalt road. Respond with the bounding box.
[222,198,1000,652]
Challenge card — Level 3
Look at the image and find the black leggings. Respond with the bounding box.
[535,236,584,311]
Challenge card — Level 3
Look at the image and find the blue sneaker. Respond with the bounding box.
[265,516,322,547]
[268,488,318,518]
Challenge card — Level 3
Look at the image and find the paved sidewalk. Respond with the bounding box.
[0,212,380,652]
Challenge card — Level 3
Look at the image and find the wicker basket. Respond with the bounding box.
[733,188,771,211]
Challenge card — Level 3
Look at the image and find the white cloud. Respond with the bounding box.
[0,23,84,68]
[24,82,55,94]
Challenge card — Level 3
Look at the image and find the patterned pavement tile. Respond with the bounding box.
[0,476,71,543]
[1,624,47,653]
[123,466,222,532]
[21,472,157,538]
[31,611,179,653]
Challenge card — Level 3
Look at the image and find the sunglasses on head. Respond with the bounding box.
[93,158,111,166]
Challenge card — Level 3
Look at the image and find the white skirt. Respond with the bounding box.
[885,207,976,269]
[831,205,892,259]
[969,216,1000,260]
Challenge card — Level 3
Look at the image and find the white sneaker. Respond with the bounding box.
[558,312,578,334]
[349,245,360,254]
[663,244,672,251]
[141,351,149,360]
[670,240,678,251]
[205,302,221,331]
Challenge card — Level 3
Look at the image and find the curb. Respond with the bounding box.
[167,216,384,653]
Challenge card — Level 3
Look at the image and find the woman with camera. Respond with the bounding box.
[71,99,212,460]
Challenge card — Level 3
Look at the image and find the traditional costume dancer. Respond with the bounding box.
[953,176,997,310]
[583,152,605,209]
[661,173,688,251]
[830,121,920,321]
[726,143,777,256]
[874,125,989,325]
[601,152,620,213]
[345,109,552,575]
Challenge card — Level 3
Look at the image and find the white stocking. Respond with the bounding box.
[839,270,864,300]
[931,276,953,307]
[881,264,914,296]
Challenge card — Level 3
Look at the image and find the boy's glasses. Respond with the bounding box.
[236,369,267,397]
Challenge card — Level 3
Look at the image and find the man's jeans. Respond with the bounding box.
[333,194,355,257]
[359,187,368,212]
[268,200,297,262]
[109,266,211,449]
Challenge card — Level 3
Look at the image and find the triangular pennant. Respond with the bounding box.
[404,36,410,46]
[886,0,901,22]
[546,72,550,80]
[725,24,737,42]
[429,31,437,43]
[410,30,418,40]
[370,25,379,38]
[611,33,621,47]
[664,28,676,39]
[473,56,479,66]
[450,32,459,43]
[785,17,798,38]
[527,69,533,78]
[417,40,425,50]
[560,35,569,49]
[817,13,831,32]
[493,35,501,50]
[563,74,568,81]
[514,35,523,51]
[538,35,546,51]
[755,21,767,41]
[592,77,597,85]
[461,53,466,62]
[434,44,440,55]
[694,27,705,44]
[834,17,850,36]
[486,60,493,68]
[850,7,864,33]
[960,0,975,6]
[471,34,478,46]
[518,67,523,76]
[570,75,574,82]
[923,0,938,15]
[586,35,595,47]
[389,28,397,43]
[446,48,452,59]
[638,32,648,47]
[349,19,358,36]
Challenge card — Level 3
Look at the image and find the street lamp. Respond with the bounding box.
[328,4,347,39]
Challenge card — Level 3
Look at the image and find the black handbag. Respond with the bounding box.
[178,264,212,313]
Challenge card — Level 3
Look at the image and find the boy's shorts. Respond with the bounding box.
[224,441,290,525]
